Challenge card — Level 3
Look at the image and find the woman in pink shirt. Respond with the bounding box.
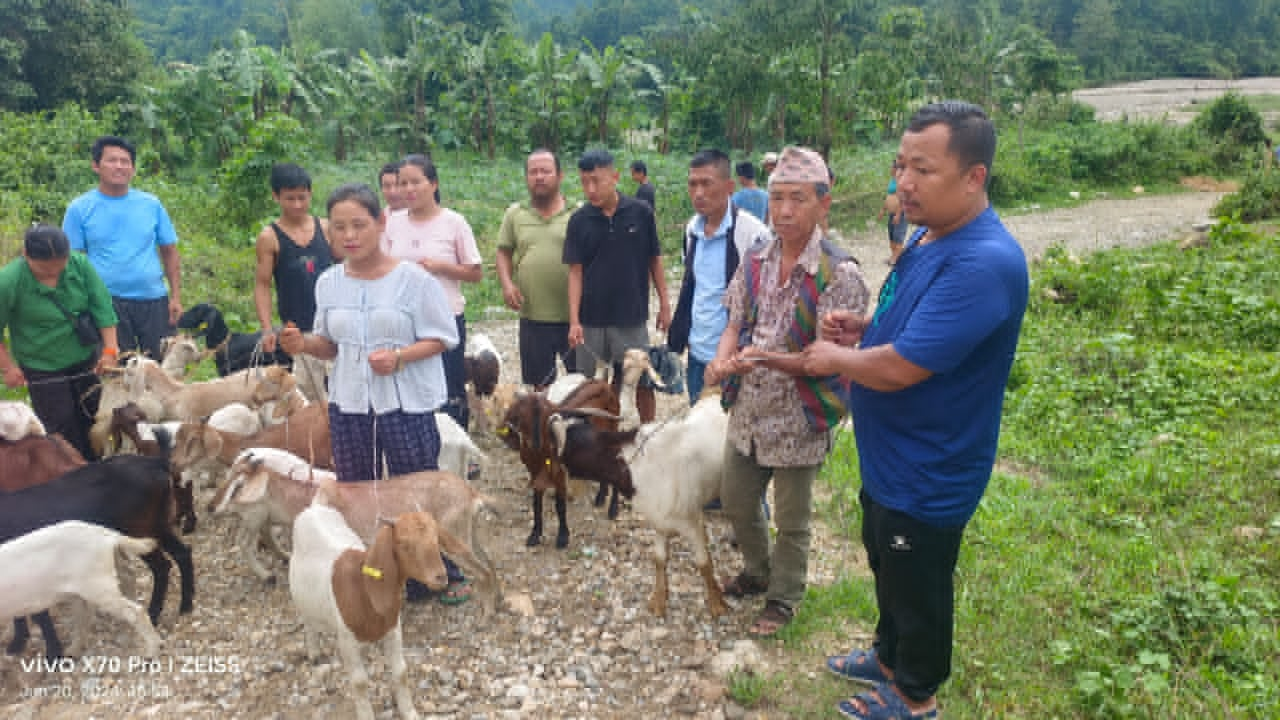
[383,154,483,427]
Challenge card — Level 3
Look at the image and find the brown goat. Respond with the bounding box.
[172,401,333,473]
[108,403,197,534]
[498,379,626,548]
[0,434,86,492]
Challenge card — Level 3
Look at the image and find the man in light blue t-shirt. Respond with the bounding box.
[731,161,769,223]
[63,136,182,359]
[803,102,1028,720]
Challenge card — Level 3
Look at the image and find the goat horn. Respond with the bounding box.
[566,407,623,421]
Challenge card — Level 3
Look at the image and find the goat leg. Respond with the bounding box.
[526,489,544,547]
[606,485,621,520]
[593,480,608,508]
[383,625,420,720]
[159,532,195,614]
[141,549,172,624]
[6,617,31,656]
[32,612,64,659]
[648,535,670,617]
[693,523,730,618]
[554,490,570,549]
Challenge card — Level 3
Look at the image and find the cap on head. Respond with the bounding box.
[766,146,829,188]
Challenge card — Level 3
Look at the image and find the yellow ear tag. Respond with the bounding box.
[496,427,508,436]
[544,458,551,466]
[361,565,383,580]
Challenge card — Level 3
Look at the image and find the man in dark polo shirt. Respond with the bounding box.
[565,149,670,422]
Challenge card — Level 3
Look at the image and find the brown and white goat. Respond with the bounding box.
[108,402,197,533]
[290,500,457,720]
[171,400,333,474]
[498,379,632,548]
[0,401,45,441]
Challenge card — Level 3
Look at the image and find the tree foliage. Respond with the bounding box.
[0,0,148,111]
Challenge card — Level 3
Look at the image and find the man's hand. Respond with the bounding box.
[820,310,868,347]
[168,297,183,326]
[278,323,304,355]
[802,339,850,377]
[95,352,118,375]
[655,302,671,333]
[2,366,25,389]
[501,283,524,312]
[568,322,584,348]
[260,331,278,354]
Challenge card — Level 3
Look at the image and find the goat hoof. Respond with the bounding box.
[525,534,542,547]
[264,575,278,587]
[5,638,26,656]
[555,533,570,549]
[181,518,196,534]
[179,602,193,614]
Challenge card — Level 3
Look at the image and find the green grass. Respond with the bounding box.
[749,218,1280,719]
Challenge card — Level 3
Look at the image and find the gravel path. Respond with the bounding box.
[0,189,1225,720]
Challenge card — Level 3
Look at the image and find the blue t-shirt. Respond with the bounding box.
[62,188,178,300]
[849,207,1028,527]
[731,188,768,222]
[688,210,734,364]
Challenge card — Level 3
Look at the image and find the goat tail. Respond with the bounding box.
[117,535,159,559]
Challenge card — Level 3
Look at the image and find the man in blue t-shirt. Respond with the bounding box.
[731,161,769,223]
[802,102,1028,720]
[62,136,182,359]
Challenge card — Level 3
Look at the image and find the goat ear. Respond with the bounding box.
[436,526,480,574]
[364,523,401,617]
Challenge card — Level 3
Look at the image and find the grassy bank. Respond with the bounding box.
[753,219,1280,718]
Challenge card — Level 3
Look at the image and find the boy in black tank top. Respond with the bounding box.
[255,164,339,349]
[255,164,339,400]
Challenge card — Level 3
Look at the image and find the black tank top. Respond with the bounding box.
[271,218,334,332]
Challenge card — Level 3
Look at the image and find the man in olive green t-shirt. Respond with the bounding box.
[496,149,580,387]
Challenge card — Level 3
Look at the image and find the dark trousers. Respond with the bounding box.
[113,296,172,360]
[440,314,468,429]
[24,355,101,461]
[861,489,966,703]
[518,318,575,387]
[327,405,462,583]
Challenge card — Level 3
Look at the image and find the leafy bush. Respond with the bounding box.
[0,104,113,228]
[991,121,1206,203]
[1213,169,1280,221]
[1191,92,1268,170]
[214,113,318,232]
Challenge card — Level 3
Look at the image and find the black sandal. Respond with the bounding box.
[720,572,768,598]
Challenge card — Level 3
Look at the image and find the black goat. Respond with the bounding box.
[177,303,289,376]
[1,429,194,660]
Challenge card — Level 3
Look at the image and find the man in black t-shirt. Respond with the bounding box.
[630,159,656,211]
[565,150,670,422]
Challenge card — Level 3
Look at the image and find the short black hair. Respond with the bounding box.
[578,149,615,172]
[907,101,997,179]
[379,161,403,180]
[327,183,381,218]
[735,162,757,180]
[528,148,561,174]
[630,159,647,175]
[270,163,312,193]
[24,224,70,260]
[690,149,731,179]
[91,136,136,164]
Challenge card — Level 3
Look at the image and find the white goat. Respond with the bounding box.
[159,335,202,378]
[435,412,486,480]
[209,448,333,581]
[549,393,731,617]
[0,401,45,441]
[289,500,453,720]
[0,521,162,656]
[258,387,310,426]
